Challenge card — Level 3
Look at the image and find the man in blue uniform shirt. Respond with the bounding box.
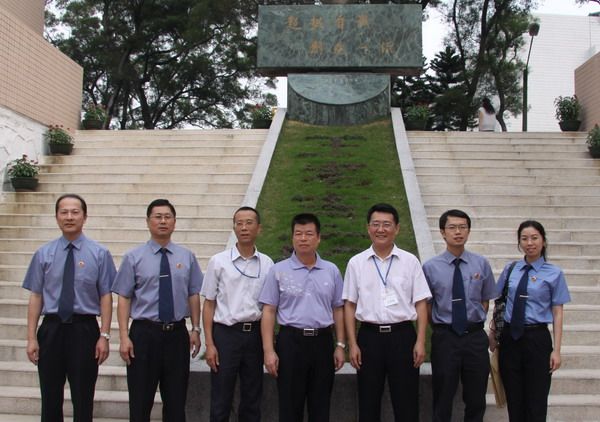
[422,209,496,422]
[112,198,203,422]
[23,193,116,422]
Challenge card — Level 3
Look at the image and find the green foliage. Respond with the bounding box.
[83,104,108,121]
[587,124,600,148]
[7,155,40,178]
[250,104,275,122]
[255,119,418,274]
[46,0,273,129]
[405,105,430,122]
[44,125,74,145]
[554,95,582,122]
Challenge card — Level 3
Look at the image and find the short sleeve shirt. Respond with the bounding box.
[343,245,432,324]
[111,240,203,321]
[201,247,274,325]
[22,234,116,315]
[258,252,344,329]
[496,257,570,324]
[422,249,496,324]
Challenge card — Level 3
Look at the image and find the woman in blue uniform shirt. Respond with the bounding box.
[489,220,570,422]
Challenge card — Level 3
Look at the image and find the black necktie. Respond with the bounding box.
[58,243,75,322]
[452,258,468,335]
[159,248,175,323]
[511,264,532,340]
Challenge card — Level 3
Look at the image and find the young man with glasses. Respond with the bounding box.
[422,209,496,422]
[343,203,431,421]
[201,206,274,422]
[112,198,203,422]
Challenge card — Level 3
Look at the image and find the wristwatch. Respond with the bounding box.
[191,326,202,334]
[335,341,346,349]
[100,332,111,341]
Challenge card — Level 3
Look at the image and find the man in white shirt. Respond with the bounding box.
[344,203,431,422]
[201,207,274,422]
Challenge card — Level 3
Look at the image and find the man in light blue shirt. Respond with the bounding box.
[23,194,116,422]
[259,213,345,422]
[422,209,496,422]
[112,198,203,422]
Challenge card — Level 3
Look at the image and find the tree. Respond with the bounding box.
[442,0,534,130]
[576,0,600,5]
[45,0,273,129]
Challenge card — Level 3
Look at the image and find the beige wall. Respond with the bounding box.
[575,52,600,132]
[0,5,82,130]
[2,0,44,35]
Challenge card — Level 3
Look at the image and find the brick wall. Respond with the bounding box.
[0,4,82,130]
[575,52,600,132]
[2,0,44,35]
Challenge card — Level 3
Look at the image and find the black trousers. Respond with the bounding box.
[430,325,490,422]
[276,326,335,422]
[37,314,99,422]
[210,322,263,422]
[357,322,419,422]
[499,324,552,422]
[127,320,190,422]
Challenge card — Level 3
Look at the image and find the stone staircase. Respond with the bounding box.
[0,129,268,420]
[408,131,600,421]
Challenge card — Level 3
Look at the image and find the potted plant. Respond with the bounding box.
[6,154,40,191]
[45,125,74,155]
[554,95,582,131]
[586,124,600,158]
[251,104,275,129]
[82,104,108,129]
[404,104,430,130]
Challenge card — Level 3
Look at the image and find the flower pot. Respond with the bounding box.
[10,177,39,192]
[589,145,600,158]
[405,119,427,131]
[252,119,272,129]
[49,143,74,155]
[82,119,104,130]
[558,120,581,132]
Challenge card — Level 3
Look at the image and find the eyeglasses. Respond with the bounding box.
[234,219,257,228]
[150,214,174,221]
[369,221,395,230]
[445,225,469,232]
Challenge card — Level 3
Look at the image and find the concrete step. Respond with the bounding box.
[462,229,600,244]
[0,386,161,419]
[425,204,600,218]
[419,183,600,196]
[32,181,249,194]
[562,324,600,345]
[42,154,260,165]
[0,227,231,243]
[484,393,600,421]
[413,165,599,176]
[74,128,267,142]
[409,142,587,153]
[417,173,600,186]
[0,192,245,205]
[412,150,592,160]
[69,145,262,156]
[0,414,132,422]
[429,216,600,231]
[37,173,252,184]
[0,282,29,300]
[41,163,257,174]
[412,157,598,168]
[421,193,600,206]
[485,255,600,272]
[407,131,585,142]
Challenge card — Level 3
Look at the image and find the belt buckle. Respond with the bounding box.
[242,323,252,332]
[162,323,175,332]
[303,328,316,336]
[379,325,392,333]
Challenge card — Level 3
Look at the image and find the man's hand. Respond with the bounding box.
[205,343,219,372]
[413,341,425,368]
[264,350,279,378]
[190,331,201,359]
[95,336,109,365]
[334,346,345,371]
[488,330,498,352]
[119,336,135,365]
[550,350,562,373]
[26,339,39,365]
[349,344,362,370]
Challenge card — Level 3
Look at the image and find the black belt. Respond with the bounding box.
[504,322,548,331]
[44,314,96,324]
[433,322,484,334]
[360,321,412,333]
[217,321,260,332]
[133,319,186,332]
[279,325,331,337]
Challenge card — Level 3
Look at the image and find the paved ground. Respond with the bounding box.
[0,416,128,421]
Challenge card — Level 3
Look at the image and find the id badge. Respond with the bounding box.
[383,290,399,307]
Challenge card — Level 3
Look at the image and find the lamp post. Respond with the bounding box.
[522,22,540,132]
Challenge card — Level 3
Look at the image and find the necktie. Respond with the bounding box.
[159,248,175,323]
[452,258,468,335]
[510,264,532,340]
[58,243,75,322]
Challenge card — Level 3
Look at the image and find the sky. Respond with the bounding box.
[275,0,600,106]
